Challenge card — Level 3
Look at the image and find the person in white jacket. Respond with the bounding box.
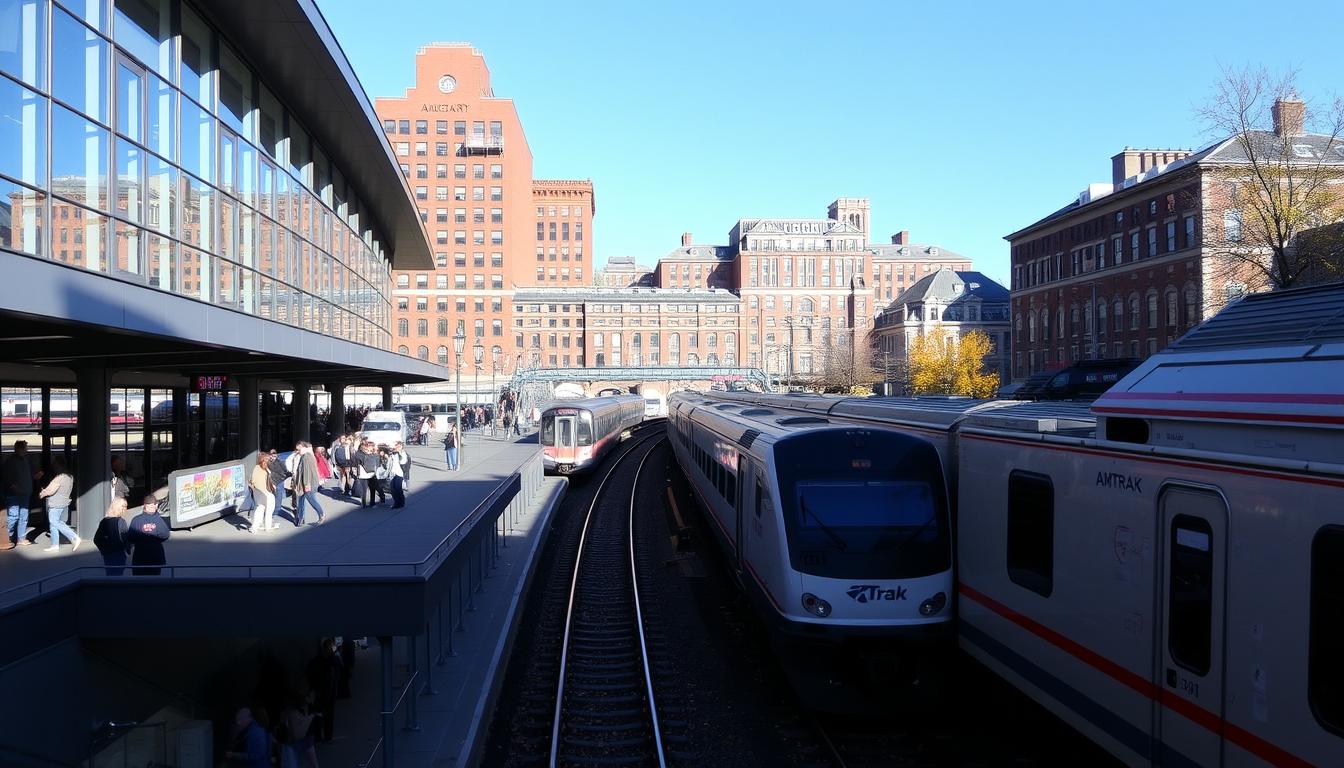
[389,442,408,508]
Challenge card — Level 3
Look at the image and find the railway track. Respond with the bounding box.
[549,431,667,767]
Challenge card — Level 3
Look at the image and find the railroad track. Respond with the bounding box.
[548,431,668,767]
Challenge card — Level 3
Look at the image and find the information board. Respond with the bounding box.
[167,459,248,528]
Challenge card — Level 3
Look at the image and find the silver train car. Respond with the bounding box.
[667,391,955,693]
[539,394,644,474]
[694,282,1344,766]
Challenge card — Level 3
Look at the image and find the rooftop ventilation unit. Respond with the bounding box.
[776,416,828,426]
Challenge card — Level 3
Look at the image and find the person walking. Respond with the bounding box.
[388,442,407,509]
[283,448,301,516]
[331,435,353,496]
[3,440,37,548]
[294,442,325,527]
[94,498,131,575]
[224,707,271,768]
[250,454,277,533]
[36,456,80,552]
[305,639,342,744]
[443,424,459,471]
[127,495,170,575]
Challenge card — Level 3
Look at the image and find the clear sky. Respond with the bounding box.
[321,0,1344,285]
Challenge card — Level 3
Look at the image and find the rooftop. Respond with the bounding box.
[512,286,740,303]
[885,269,1010,310]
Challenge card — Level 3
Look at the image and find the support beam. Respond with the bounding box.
[171,388,189,471]
[237,376,260,468]
[74,367,111,536]
[379,635,395,768]
[381,383,395,410]
[291,381,311,444]
[326,383,346,442]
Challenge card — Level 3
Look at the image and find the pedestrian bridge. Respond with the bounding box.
[505,366,770,394]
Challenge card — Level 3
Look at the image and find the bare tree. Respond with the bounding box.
[1198,66,1344,303]
[810,325,881,394]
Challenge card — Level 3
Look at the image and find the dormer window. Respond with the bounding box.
[1292,144,1315,158]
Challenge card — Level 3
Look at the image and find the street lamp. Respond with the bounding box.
[453,326,465,465]
[490,347,502,437]
[473,339,485,434]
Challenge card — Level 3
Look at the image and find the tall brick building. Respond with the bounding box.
[376,44,593,371]
[1006,97,1344,381]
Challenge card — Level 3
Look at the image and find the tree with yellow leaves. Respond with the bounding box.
[907,327,1000,398]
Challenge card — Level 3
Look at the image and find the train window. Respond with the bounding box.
[540,415,554,446]
[1006,471,1054,598]
[1168,514,1213,676]
[755,481,765,517]
[1309,526,1344,736]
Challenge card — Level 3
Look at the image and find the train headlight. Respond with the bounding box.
[801,592,832,618]
[918,591,947,616]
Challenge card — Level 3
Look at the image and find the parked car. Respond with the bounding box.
[1035,358,1142,401]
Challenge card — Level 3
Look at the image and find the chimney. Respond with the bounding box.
[891,230,909,245]
[681,232,693,246]
[1111,147,1194,185]
[1273,96,1305,137]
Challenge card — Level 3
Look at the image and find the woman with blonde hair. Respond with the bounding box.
[251,453,278,533]
[93,498,131,575]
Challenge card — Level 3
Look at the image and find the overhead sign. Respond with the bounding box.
[191,375,230,392]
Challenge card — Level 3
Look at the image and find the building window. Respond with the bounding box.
[1007,471,1054,598]
[1129,296,1140,330]
[416,319,428,336]
[1147,227,1158,257]
[1166,221,1177,252]
[1168,514,1214,675]
[1310,526,1344,735]
[417,345,429,360]
[1147,293,1159,329]
[1184,216,1197,248]
[1224,210,1243,242]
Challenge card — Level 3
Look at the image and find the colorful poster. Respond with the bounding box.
[169,460,248,527]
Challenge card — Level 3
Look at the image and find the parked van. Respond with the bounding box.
[1036,358,1140,401]
[359,411,407,447]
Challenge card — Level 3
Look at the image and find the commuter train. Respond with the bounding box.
[667,390,955,701]
[690,281,1344,765]
[539,394,645,474]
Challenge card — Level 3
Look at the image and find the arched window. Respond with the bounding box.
[1040,308,1050,342]
[1028,313,1036,342]
[1014,313,1022,341]
[398,319,409,337]
[417,345,429,360]
[1056,307,1064,339]
[436,346,449,364]
[1146,292,1158,329]
[800,297,814,313]
[397,345,409,355]
[1184,285,1198,326]
[1113,299,1124,332]
[1128,294,1141,330]
[688,334,699,348]
[668,333,680,364]
[491,345,502,362]
[707,333,718,348]
[1070,305,1080,337]
[1084,301,1093,336]
[1165,288,1179,327]
[725,332,736,350]
[1097,301,1107,336]
[417,319,428,336]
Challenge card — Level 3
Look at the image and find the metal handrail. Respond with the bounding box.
[355,669,419,768]
[0,453,542,609]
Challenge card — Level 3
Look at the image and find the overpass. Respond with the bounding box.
[505,366,772,397]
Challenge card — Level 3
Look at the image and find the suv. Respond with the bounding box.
[359,410,407,447]
[1036,359,1141,401]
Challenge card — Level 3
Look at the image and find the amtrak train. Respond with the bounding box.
[688,281,1344,766]
[667,391,955,697]
[539,394,644,474]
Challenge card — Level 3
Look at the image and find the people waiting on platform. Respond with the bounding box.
[250,454,278,533]
[127,495,170,576]
[3,440,37,548]
[294,442,325,527]
[95,498,131,575]
[355,440,384,507]
[36,456,80,553]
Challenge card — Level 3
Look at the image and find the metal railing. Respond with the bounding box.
[0,453,545,611]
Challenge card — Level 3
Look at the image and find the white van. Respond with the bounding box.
[359,411,407,448]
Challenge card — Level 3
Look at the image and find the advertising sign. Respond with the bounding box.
[167,459,248,528]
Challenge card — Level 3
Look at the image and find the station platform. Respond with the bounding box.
[0,429,568,767]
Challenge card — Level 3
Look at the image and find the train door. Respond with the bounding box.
[555,414,577,464]
[733,457,752,576]
[1154,485,1228,767]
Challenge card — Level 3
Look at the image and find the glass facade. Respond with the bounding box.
[0,0,392,348]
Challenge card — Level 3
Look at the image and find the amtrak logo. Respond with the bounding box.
[846,584,908,603]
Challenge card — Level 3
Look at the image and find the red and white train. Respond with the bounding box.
[539,394,645,474]
[693,282,1344,766]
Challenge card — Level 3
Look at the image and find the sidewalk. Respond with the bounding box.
[315,444,566,767]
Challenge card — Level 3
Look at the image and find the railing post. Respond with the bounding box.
[378,636,395,768]
[405,634,421,731]
[420,621,438,696]
[457,567,468,629]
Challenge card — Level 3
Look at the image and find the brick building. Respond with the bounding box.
[596,256,655,288]
[1007,97,1344,381]
[376,44,594,370]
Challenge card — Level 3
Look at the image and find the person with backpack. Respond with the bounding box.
[443,423,459,471]
[94,498,131,575]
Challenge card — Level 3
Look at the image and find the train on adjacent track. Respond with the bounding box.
[682,281,1344,767]
[666,389,956,702]
[539,394,645,474]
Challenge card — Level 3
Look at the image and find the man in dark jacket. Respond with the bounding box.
[305,639,342,743]
[127,495,170,576]
[294,442,324,527]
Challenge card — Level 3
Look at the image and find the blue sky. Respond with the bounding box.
[321,0,1344,285]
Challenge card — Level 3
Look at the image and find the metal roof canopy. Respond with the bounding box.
[194,0,433,270]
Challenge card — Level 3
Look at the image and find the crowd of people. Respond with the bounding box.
[223,637,357,767]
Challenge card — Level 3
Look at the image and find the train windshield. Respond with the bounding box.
[774,431,951,579]
[577,413,594,446]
